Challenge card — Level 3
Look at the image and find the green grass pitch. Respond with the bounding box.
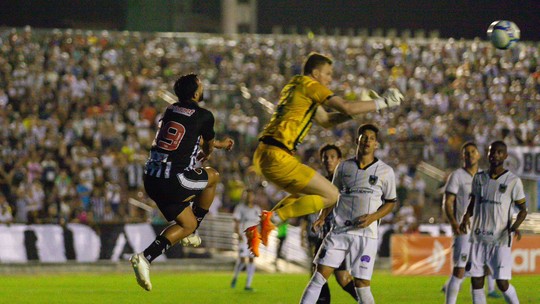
[0,270,538,303]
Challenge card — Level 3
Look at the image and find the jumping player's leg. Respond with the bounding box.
[130,206,196,291]
[145,207,198,263]
[273,171,339,221]
[191,167,220,228]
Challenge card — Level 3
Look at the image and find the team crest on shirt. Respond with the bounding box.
[499,184,507,193]
[460,253,467,262]
[369,175,378,185]
[360,255,371,263]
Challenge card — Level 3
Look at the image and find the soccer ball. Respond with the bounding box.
[487,20,520,49]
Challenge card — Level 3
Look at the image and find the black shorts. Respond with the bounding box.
[143,168,209,222]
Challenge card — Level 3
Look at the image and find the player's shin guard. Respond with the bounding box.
[192,205,209,229]
[445,276,463,304]
[471,288,487,304]
[300,272,327,304]
[502,284,519,304]
[275,195,325,220]
[143,235,171,263]
[355,287,375,304]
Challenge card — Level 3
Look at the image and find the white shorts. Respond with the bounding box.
[468,242,512,280]
[314,232,377,280]
[452,234,471,268]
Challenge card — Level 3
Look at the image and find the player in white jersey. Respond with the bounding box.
[443,142,499,303]
[300,124,397,304]
[231,189,262,291]
[460,141,527,304]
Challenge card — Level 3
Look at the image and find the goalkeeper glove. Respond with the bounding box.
[374,88,403,111]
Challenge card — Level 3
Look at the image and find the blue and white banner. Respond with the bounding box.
[506,146,540,180]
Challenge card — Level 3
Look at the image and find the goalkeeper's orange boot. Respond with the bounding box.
[260,210,276,246]
[244,225,261,257]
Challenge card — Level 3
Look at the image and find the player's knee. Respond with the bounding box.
[335,271,352,286]
[354,278,371,288]
[205,167,220,185]
[496,279,509,292]
[176,215,197,234]
[453,267,465,278]
[471,277,484,289]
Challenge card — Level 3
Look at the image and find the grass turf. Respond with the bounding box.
[0,270,538,303]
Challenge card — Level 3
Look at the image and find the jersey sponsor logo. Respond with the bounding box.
[342,187,374,194]
[479,198,502,205]
[171,105,195,116]
[474,228,494,236]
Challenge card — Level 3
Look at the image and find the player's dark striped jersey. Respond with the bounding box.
[145,101,215,178]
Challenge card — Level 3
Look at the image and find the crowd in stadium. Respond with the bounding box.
[0,26,538,226]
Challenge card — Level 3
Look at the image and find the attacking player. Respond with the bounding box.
[246,52,403,256]
[460,140,527,304]
[130,74,233,291]
[443,142,500,303]
[303,144,358,303]
[300,124,397,304]
[231,189,262,291]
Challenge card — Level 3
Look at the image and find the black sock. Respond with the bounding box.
[343,281,359,301]
[143,235,171,263]
[192,205,209,229]
[317,282,331,304]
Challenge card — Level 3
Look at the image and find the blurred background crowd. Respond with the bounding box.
[0,27,538,231]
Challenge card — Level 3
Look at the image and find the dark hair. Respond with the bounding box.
[489,140,507,151]
[357,123,379,139]
[303,53,333,75]
[461,141,478,151]
[319,144,342,159]
[173,73,199,102]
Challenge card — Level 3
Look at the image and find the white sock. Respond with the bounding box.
[246,263,256,288]
[445,276,463,304]
[487,275,496,293]
[502,284,519,304]
[472,288,487,304]
[355,286,375,304]
[300,272,327,304]
[232,259,244,280]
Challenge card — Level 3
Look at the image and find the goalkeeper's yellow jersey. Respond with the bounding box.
[259,75,333,151]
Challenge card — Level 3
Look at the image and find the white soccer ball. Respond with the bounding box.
[487,20,520,49]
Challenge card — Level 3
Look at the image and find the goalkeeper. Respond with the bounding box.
[245,52,403,256]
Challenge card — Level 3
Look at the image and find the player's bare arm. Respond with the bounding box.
[355,200,396,228]
[312,206,334,232]
[313,105,353,128]
[510,198,528,241]
[213,137,234,150]
[459,195,475,234]
[443,192,460,235]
